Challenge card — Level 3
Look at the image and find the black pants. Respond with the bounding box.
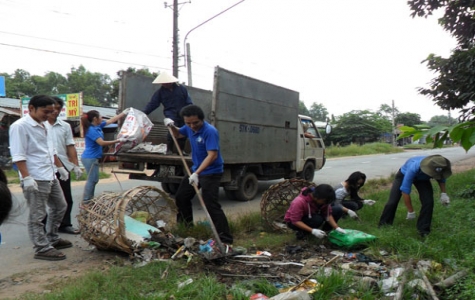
[42,171,74,229]
[378,170,434,235]
[174,173,233,244]
[287,204,344,234]
[341,200,363,211]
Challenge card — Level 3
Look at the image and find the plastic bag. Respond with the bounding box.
[115,108,153,153]
[328,229,377,248]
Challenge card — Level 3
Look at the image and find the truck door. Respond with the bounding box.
[300,119,325,170]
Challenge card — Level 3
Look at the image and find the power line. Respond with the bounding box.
[0,42,171,71]
[0,30,169,60]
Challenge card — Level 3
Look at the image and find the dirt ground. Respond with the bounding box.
[1,156,474,299]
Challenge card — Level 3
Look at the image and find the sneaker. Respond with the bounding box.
[52,238,73,250]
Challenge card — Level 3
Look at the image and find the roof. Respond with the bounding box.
[0,98,117,119]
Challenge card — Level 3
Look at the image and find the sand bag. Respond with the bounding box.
[328,229,377,248]
[115,108,153,153]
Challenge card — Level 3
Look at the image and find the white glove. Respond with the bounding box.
[22,176,38,192]
[57,167,69,181]
[335,227,347,234]
[164,118,175,127]
[311,229,326,239]
[118,137,127,143]
[188,173,199,186]
[122,107,131,115]
[363,199,376,206]
[440,193,450,206]
[347,209,358,219]
[73,165,83,179]
[406,211,416,220]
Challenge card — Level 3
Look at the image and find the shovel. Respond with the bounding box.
[167,127,226,256]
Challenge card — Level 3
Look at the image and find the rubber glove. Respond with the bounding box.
[406,211,416,220]
[311,229,326,239]
[57,167,69,181]
[164,118,175,127]
[22,176,38,192]
[335,227,347,234]
[73,165,83,179]
[118,137,127,143]
[440,193,450,206]
[363,199,376,206]
[122,107,131,115]
[347,209,358,219]
[188,173,199,186]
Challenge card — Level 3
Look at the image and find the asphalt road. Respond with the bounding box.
[1,146,474,279]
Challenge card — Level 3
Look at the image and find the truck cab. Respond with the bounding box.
[296,115,326,182]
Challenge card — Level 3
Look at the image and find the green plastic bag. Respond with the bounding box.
[328,229,377,248]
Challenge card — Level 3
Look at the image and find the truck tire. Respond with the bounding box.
[299,161,315,182]
[224,189,238,200]
[235,172,259,202]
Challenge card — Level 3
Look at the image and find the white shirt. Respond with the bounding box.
[9,115,57,181]
[47,119,75,171]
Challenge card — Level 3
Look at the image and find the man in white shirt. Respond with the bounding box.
[9,95,72,261]
[44,97,83,234]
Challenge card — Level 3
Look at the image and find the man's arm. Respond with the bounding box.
[143,91,161,115]
[194,150,218,175]
[438,181,447,193]
[66,145,79,166]
[15,161,29,178]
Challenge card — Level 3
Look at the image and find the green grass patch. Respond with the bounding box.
[325,142,403,158]
[3,168,110,184]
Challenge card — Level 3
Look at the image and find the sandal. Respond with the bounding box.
[59,226,80,235]
[34,248,66,261]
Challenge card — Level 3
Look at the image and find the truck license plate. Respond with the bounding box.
[159,165,175,176]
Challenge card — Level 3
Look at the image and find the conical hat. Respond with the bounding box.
[152,72,179,84]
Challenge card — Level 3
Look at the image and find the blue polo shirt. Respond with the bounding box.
[179,121,224,175]
[143,84,192,126]
[400,156,445,194]
[82,121,106,159]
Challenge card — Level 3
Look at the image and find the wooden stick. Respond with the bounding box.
[289,255,340,292]
[167,127,226,255]
[395,259,413,300]
[417,265,439,300]
[434,270,468,289]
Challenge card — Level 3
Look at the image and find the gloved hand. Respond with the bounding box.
[363,199,376,206]
[118,137,128,143]
[73,165,83,179]
[22,176,38,192]
[57,167,69,181]
[347,209,358,219]
[122,107,131,115]
[311,229,326,239]
[406,211,416,220]
[164,118,175,127]
[335,227,347,234]
[440,193,450,206]
[188,173,199,186]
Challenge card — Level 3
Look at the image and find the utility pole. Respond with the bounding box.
[165,0,190,77]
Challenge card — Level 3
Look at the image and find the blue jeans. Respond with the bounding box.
[81,158,100,202]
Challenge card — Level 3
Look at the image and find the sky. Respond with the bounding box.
[0,0,459,121]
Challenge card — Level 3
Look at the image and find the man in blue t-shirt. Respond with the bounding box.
[378,155,452,237]
[164,105,233,244]
[143,72,192,154]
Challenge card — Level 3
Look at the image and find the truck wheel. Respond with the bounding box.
[300,161,315,182]
[235,173,259,201]
[224,189,238,200]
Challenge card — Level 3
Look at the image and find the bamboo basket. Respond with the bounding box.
[260,179,316,231]
[77,186,177,254]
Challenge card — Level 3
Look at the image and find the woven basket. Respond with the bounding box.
[77,186,177,254]
[260,179,316,232]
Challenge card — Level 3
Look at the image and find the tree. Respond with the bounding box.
[395,112,422,128]
[298,101,310,116]
[428,114,456,127]
[308,102,328,122]
[1,69,37,98]
[329,110,392,146]
[404,1,475,150]
[67,65,114,106]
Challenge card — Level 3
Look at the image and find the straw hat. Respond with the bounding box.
[152,72,179,84]
[420,155,452,180]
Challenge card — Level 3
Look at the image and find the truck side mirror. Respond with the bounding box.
[325,124,332,134]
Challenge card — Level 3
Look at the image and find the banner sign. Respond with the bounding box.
[0,76,5,97]
[21,93,83,119]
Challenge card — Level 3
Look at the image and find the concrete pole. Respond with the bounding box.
[172,0,179,77]
[186,43,192,86]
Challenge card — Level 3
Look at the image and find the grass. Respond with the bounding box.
[325,142,404,158]
[3,167,111,184]
[14,168,475,299]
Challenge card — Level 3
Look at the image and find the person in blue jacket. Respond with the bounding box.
[143,72,193,154]
[378,155,452,236]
